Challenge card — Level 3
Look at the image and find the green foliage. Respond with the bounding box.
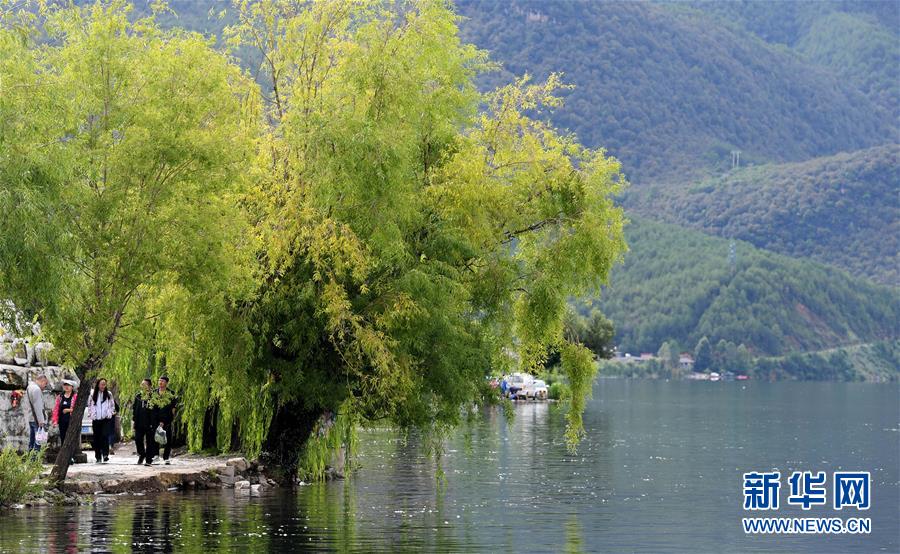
[680,1,898,115]
[298,406,357,482]
[455,0,893,185]
[217,0,627,457]
[596,218,899,357]
[0,448,44,506]
[693,337,712,372]
[751,340,900,382]
[657,341,676,366]
[569,310,616,360]
[547,382,570,401]
[0,0,253,378]
[626,145,899,285]
[796,12,898,114]
[559,342,597,451]
[598,359,668,380]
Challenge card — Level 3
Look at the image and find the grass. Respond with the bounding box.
[0,447,45,506]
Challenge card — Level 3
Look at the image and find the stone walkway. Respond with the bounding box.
[46,442,259,494]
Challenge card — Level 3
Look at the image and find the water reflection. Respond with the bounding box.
[0,381,897,553]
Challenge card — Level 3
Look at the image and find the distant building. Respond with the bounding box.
[679,354,694,371]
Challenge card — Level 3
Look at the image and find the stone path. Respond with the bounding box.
[44,441,259,494]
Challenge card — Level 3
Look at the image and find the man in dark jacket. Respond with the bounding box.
[132,378,157,466]
[154,375,177,465]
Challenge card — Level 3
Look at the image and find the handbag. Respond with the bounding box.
[35,427,49,445]
[154,424,168,446]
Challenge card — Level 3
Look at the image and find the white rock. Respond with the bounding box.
[234,480,251,490]
[250,484,261,496]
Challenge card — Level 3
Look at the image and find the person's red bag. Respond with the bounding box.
[11,390,22,409]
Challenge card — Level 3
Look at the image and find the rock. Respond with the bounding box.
[250,484,261,496]
[11,339,32,366]
[63,481,101,495]
[0,343,16,365]
[42,489,66,505]
[234,480,250,489]
[33,343,57,366]
[226,457,249,473]
[218,465,235,478]
[218,475,239,486]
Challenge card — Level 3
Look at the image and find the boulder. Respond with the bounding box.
[218,465,235,478]
[226,457,249,472]
[250,484,262,496]
[0,365,27,388]
[218,475,239,486]
[11,339,33,366]
[0,343,16,365]
[234,480,251,490]
[33,343,57,367]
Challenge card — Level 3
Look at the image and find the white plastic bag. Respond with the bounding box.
[35,427,48,446]
[154,425,167,446]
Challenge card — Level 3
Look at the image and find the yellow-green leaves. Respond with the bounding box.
[240,1,626,453]
[1,0,626,461]
[0,1,255,378]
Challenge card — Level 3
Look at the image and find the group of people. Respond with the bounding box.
[130,376,177,466]
[21,374,177,467]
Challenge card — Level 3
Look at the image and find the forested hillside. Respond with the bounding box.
[454,0,894,184]
[595,218,899,356]
[683,0,899,114]
[624,145,899,285]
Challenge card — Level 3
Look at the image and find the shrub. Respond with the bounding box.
[0,448,45,506]
[548,382,571,401]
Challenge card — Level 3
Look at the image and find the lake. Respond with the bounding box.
[1,379,897,552]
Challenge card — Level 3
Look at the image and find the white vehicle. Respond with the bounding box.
[521,379,549,400]
[505,372,534,398]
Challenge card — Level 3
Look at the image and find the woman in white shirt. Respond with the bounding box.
[88,378,116,463]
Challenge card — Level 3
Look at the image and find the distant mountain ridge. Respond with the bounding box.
[624,145,900,285]
[455,0,895,185]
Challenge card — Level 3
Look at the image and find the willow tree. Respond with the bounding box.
[0,1,253,482]
[191,0,628,475]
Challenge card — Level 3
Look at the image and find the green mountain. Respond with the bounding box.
[595,218,899,356]
[455,0,895,185]
[624,145,899,285]
[681,1,899,113]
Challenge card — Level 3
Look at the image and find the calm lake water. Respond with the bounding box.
[1,379,898,553]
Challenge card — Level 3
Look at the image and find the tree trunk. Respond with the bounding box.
[259,399,318,485]
[49,375,94,485]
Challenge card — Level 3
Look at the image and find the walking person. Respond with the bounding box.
[153,375,177,465]
[88,378,116,463]
[52,380,77,454]
[23,374,48,452]
[132,379,157,466]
